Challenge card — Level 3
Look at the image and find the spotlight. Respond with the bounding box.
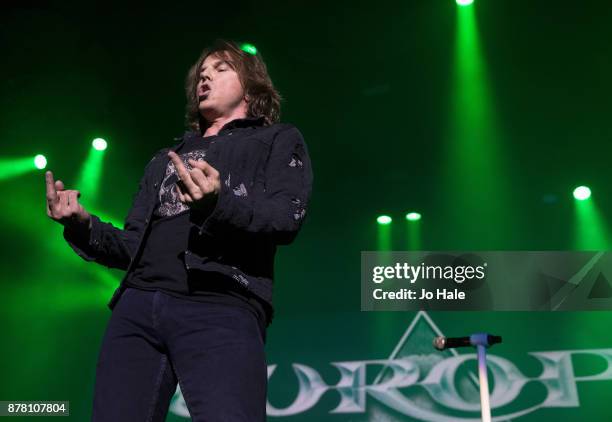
[456,0,474,6]
[92,138,107,151]
[34,154,47,169]
[240,43,258,55]
[405,212,422,221]
[377,215,392,225]
[573,186,591,201]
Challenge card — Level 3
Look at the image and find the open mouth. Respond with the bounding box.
[198,91,210,102]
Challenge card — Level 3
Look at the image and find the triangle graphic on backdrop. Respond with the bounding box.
[536,273,575,309]
[588,272,612,299]
[542,273,572,296]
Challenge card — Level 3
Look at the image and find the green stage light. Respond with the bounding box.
[34,154,47,169]
[240,43,258,55]
[377,215,392,225]
[573,186,591,201]
[405,212,421,222]
[77,139,108,203]
[456,0,474,6]
[92,138,107,151]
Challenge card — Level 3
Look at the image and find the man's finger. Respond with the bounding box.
[176,180,195,203]
[45,171,58,203]
[175,180,187,201]
[67,191,79,213]
[168,151,200,196]
[177,184,193,203]
[189,159,218,177]
[58,191,69,213]
[203,160,219,178]
[55,180,65,191]
[188,158,204,170]
[189,167,210,195]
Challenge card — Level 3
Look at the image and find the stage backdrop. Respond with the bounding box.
[4,284,611,421]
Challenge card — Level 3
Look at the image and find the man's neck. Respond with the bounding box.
[203,110,248,138]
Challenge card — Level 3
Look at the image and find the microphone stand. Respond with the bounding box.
[433,333,502,422]
[471,333,493,422]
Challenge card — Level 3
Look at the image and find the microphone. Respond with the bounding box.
[433,334,502,351]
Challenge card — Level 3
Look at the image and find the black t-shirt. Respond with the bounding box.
[124,133,270,328]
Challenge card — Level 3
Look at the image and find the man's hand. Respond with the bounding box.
[167,151,221,209]
[45,170,92,230]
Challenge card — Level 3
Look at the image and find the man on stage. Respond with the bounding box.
[45,39,313,421]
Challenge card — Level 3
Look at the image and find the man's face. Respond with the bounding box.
[197,53,247,120]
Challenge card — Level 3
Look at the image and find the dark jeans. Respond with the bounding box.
[92,287,268,421]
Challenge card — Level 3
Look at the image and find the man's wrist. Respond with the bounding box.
[64,215,92,235]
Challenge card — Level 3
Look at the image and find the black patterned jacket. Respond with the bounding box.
[63,116,313,323]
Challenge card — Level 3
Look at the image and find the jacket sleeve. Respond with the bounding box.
[197,125,313,245]
[62,154,156,270]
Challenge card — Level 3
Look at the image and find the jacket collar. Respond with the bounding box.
[216,115,266,134]
[174,115,266,146]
